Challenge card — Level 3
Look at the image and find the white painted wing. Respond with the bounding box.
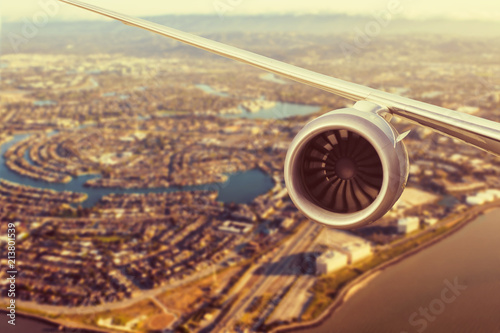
[60,0,500,155]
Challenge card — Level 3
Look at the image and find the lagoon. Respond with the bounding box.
[0,134,274,208]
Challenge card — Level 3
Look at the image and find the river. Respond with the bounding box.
[295,208,500,333]
[0,134,275,208]
[0,84,320,207]
[0,85,320,331]
[196,83,321,119]
[227,102,320,120]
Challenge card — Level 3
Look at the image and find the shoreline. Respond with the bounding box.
[269,203,498,333]
[2,204,496,333]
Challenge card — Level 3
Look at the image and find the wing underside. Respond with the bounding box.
[59,0,500,155]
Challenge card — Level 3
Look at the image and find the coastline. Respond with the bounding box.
[4,203,498,333]
[269,203,499,333]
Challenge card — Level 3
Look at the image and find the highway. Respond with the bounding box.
[6,221,322,331]
[3,261,228,315]
[267,274,316,324]
[214,220,322,332]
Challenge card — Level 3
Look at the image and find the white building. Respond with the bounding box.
[316,250,348,275]
[341,241,372,264]
[218,221,253,234]
[280,218,294,230]
[466,189,500,206]
[398,217,420,234]
[424,218,438,226]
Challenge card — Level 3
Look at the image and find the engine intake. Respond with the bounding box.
[285,102,409,229]
[301,129,383,213]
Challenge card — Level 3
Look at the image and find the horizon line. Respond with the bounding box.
[2,12,500,24]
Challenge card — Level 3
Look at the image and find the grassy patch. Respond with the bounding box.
[301,268,359,321]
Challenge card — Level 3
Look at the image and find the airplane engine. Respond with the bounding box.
[285,103,409,229]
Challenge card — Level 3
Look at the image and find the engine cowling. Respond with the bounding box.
[285,102,409,229]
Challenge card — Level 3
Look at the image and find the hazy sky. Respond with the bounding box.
[1,0,500,21]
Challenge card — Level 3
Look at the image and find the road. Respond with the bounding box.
[3,220,322,330]
[267,275,316,323]
[214,220,321,332]
[1,261,227,315]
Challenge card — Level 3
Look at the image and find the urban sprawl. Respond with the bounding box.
[0,33,500,332]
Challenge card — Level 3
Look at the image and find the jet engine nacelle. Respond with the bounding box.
[285,102,409,229]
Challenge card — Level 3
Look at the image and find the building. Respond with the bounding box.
[218,221,253,235]
[398,217,420,234]
[387,187,439,218]
[341,241,372,264]
[230,209,257,222]
[423,218,438,226]
[242,242,260,256]
[280,218,294,230]
[316,250,348,275]
[466,189,500,206]
[444,180,486,194]
[261,207,276,220]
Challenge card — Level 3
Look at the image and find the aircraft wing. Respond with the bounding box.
[59,0,500,155]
